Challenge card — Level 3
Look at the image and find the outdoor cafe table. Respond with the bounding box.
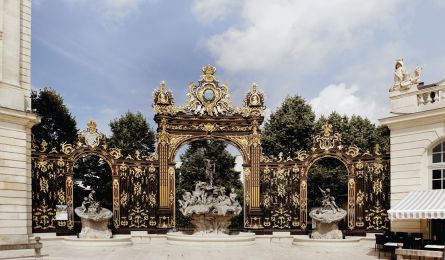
[425,244,445,250]
[385,242,402,259]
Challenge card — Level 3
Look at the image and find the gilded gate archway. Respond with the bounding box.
[260,123,390,232]
[152,65,265,228]
[31,65,390,234]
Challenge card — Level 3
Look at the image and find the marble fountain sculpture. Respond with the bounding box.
[309,187,347,239]
[178,159,242,234]
[167,159,254,245]
[178,182,242,234]
[74,190,113,239]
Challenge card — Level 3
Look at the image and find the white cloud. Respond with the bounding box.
[310,83,385,123]
[204,0,401,74]
[192,0,239,23]
[64,0,150,21]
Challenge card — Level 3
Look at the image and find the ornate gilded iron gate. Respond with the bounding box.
[259,124,390,231]
[31,65,390,234]
[32,121,159,233]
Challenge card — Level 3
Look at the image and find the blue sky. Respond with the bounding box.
[32,0,445,136]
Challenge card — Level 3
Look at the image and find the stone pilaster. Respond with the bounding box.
[0,0,39,245]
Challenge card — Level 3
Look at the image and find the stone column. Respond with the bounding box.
[0,0,39,245]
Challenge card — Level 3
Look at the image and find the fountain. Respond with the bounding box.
[166,159,255,245]
[74,190,113,239]
[293,186,360,246]
[309,187,347,239]
[63,190,132,246]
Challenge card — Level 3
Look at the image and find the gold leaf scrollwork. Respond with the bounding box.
[40,177,49,193]
[110,148,122,159]
[33,199,56,230]
[271,204,292,229]
[121,191,128,207]
[346,145,360,157]
[356,190,365,209]
[291,192,300,207]
[134,182,142,196]
[130,166,144,178]
[157,118,169,145]
[40,140,48,153]
[61,142,75,155]
[78,120,106,149]
[262,193,272,208]
[148,192,157,208]
[313,123,342,151]
[365,202,389,230]
[277,184,286,197]
[57,189,65,204]
[128,202,149,228]
[295,150,308,161]
[56,157,65,168]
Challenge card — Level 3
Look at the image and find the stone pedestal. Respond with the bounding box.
[190,213,233,234]
[75,207,113,239]
[311,222,343,239]
[309,208,347,240]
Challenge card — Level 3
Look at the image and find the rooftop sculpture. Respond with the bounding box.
[390,59,422,92]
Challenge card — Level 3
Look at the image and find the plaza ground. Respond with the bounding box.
[0,235,388,260]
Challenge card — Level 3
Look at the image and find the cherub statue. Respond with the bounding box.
[229,188,239,206]
[179,192,192,208]
[81,197,90,213]
[318,186,339,212]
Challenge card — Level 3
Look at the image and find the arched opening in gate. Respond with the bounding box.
[173,139,245,231]
[72,154,113,232]
[307,156,348,231]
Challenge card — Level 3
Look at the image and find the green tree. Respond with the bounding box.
[108,111,156,155]
[262,96,316,157]
[31,88,78,149]
[175,140,243,229]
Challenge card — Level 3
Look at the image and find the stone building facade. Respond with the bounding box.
[0,0,39,245]
[381,60,445,237]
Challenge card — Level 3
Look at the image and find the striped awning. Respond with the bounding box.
[388,190,445,219]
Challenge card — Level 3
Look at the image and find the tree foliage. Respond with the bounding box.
[262,97,390,219]
[262,96,316,157]
[108,111,156,155]
[175,140,243,228]
[314,112,390,152]
[31,88,78,149]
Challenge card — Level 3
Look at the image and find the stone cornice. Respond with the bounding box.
[379,106,445,130]
[0,106,40,127]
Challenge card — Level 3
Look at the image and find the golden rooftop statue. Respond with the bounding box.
[153,65,265,117]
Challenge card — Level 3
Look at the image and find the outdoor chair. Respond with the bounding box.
[411,233,423,249]
[402,236,414,249]
[384,231,395,240]
[375,234,386,257]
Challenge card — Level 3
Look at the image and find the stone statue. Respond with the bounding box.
[178,181,242,234]
[319,187,339,212]
[309,187,347,239]
[204,159,215,187]
[74,190,113,239]
[391,59,422,92]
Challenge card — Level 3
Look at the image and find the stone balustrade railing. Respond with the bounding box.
[417,84,444,106]
[390,80,445,114]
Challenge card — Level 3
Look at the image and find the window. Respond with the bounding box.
[431,142,445,189]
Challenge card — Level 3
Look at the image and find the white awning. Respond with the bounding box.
[388,190,445,220]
